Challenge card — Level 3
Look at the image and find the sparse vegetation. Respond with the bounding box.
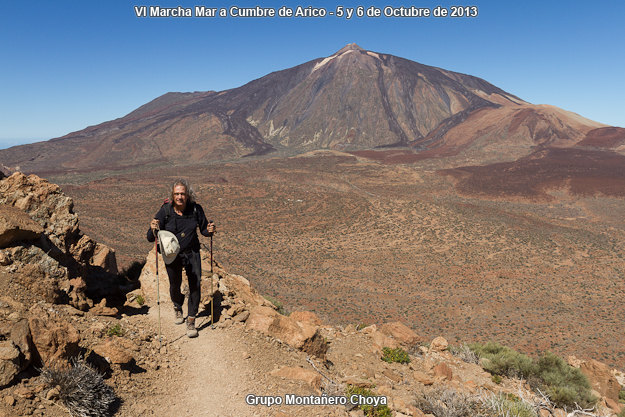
[135,294,145,306]
[40,356,118,417]
[449,344,479,364]
[532,352,596,410]
[346,385,392,417]
[64,154,625,370]
[619,388,625,403]
[263,295,287,315]
[469,342,596,409]
[415,387,479,417]
[381,347,410,364]
[480,392,537,417]
[491,374,502,384]
[469,341,534,378]
[106,323,125,337]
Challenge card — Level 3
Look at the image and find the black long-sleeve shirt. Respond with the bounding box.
[146,202,211,252]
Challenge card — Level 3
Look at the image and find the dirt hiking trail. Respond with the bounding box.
[128,305,259,417]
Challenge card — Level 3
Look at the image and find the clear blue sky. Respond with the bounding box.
[1,1,624,149]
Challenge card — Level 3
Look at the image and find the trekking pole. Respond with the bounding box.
[153,228,162,349]
[201,221,216,329]
[210,228,214,327]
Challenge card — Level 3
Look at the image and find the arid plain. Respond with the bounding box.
[55,150,625,368]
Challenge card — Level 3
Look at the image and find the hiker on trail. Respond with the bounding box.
[147,179,216,338]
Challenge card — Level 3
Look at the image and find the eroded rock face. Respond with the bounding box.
[579,359,621,402]
[0,173,121,310]
[0,297,32,388]
[27,303,80,366]
[0,172,118,275]
[3,245,67,304]
[246,306,328,358]
[430,336,449,352]
[0,205,43,248]
[0,172,79,253]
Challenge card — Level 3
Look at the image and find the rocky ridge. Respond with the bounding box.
[0,173,623,417]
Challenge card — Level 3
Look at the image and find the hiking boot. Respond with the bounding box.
[174,308,184,325]
[186,317,198,338]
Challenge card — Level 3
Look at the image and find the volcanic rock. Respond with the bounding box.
[579,359,621,402]
[430,336,448,352]
[27,303,80,366]
[379,321,420,346]
[270,366,322,392]
[0,341,21,387]
[246,306,327,358]
[290,311,323,326]
[0,172,118,275]
[93,339,135,366]
[0,205,43,248]
[433,362,453,381]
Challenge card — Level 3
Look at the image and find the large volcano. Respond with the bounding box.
[0,44,610,175]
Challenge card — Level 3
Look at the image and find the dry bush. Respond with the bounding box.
[449,344,479,364]
[40,357,118,417]
[415,387,481,417]
[480,392,537,417]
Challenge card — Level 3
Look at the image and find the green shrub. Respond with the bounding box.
[531,352,596,410]
[263,295,286,315]
[469,341,535,378]
[346,386,392,417]
[491,374,502,384]
[619,388,625,403]
[135,294,145,306]
[106,323,125,337]
[469,343,596,410]
[381,347,410,364]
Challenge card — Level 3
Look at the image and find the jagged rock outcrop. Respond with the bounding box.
[0,173,129,387]
[0,172,120,309]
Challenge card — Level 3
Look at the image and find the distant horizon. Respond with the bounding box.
[2,1,624,149]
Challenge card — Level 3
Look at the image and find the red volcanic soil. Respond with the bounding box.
[440,147,625,200]
[577,126,625,149]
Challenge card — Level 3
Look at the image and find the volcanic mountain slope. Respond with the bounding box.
[1,43,589,175]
